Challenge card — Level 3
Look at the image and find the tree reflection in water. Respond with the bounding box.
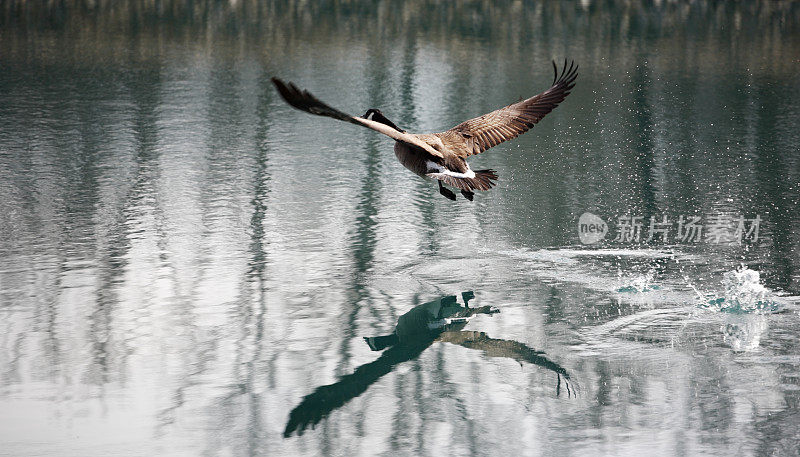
[284,292,572,437]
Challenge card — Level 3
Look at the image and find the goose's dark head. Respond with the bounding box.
[364,108,405,133]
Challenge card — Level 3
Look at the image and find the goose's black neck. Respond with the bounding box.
[364,108,405,133]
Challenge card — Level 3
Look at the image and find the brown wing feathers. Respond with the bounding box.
[272,77,447,158]
[271,78,357,124]
[442,60,578,156]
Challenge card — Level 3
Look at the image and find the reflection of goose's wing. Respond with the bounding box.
[283,339,434,437]
[438,331,573,396]
[438,331,570,378]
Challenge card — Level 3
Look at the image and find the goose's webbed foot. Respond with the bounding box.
[438,181,457,201]
[461,190,474,201]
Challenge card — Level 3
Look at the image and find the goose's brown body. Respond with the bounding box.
[393,142,432,178]
[272,60,578,200]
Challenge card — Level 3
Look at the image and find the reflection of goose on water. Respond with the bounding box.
[283,292,572,437]
[272,61,577,201]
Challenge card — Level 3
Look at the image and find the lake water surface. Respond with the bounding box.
[2,1,800,456]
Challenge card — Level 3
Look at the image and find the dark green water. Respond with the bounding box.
[1,1,800,455]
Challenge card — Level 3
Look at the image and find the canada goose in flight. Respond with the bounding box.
[272,60,577,201]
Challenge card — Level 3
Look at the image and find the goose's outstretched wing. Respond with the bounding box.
[436,60,578,157]
[271,78,444,158]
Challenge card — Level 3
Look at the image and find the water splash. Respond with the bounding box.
[701,267,783,314]
[722,315,768,351]
[617,269,661,293]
